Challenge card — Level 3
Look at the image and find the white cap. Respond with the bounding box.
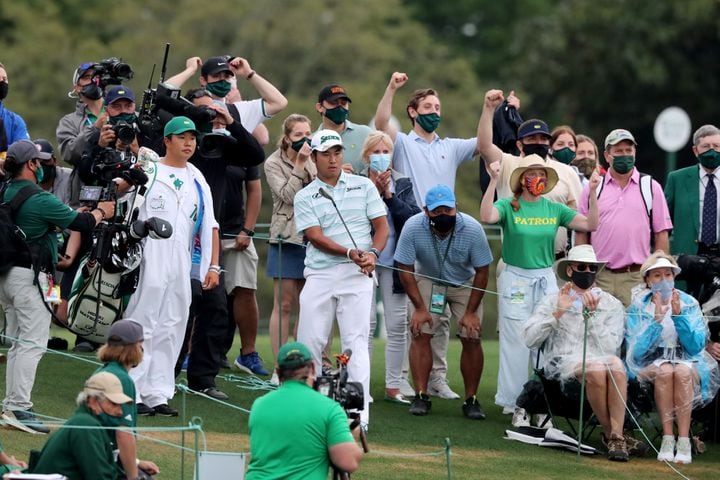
[311,129,343,152]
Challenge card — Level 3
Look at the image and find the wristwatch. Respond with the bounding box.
[241,228,255,237]
[368,248,381,259]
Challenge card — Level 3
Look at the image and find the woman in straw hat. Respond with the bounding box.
[481,155,600,427]
[625,251,720,464]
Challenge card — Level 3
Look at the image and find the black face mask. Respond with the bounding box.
[571,270,596,290]
[429,214,456,234]
[0,81,8,100]
[41,164,56,183]
[80,82,102,100]
[522,143,549,159]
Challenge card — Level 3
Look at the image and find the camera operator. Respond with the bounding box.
[174,90,264,399]
[246,342,363,480]
[0,140,114,434]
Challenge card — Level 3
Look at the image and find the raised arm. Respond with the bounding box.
[478,89,505,164]
[375,72,409,142]
[567,172,600,232]
[229,57,288,116]
[165,57,202,89]
[479,161,501,224]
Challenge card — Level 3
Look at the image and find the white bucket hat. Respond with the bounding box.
[555,245,607,282]
[640,253,681,277]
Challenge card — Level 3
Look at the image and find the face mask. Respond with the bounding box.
[571,270,596,290]
[552,147,576,164]
[0,81,8,100]
[324,106,349,125]
[33,162,44,183]
[698,149,720,170]
[429,213,456,234]
[109,112,137,125]
[416,113,441,133]
[522,143,549,159]
[205,79,232,98]
[651,279,674,303]
[80,82,102,101]
[291,137,311,152]
[212,128,231,137]
[369,153,391,172]
[41,164,56,183]
[611,155,635,174]
[571,157,596,178]
[524,176,547,196]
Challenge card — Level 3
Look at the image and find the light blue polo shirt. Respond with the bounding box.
[393,130,477,206]
[394,212,493,285]
[294,171,386,269]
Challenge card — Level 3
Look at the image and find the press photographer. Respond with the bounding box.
[0,140,114,434]
[246,342,364,480]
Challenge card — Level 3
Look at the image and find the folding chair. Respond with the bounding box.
[535,368,598,443]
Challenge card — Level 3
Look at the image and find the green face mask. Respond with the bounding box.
[205,79,232,98]
[416,113,440,133]
[611,155,635,174]
[33,162,44,183]
[698,149,720,170]
[324,106,349,125]
[552,147,576,164]
[109,112,137,125]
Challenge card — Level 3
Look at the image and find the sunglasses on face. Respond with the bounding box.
[572,263,598,273]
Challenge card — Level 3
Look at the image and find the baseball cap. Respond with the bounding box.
[517,119,551,140]
[164,116,198,137]
[201,56,233,77]
[84,372,133,404]
[104,85,135,105]
[425,184,456,210]
[311,129,343,152]
[277,342,313,369]
[7,140,51,165]
[604,129,637,149]
[318,84,352,104]
[72,62,97,85]
[106,319,144,346]
[33,139,54,156]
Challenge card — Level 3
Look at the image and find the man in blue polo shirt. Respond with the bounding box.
[374,72,481,399]
[294,129,389,423]
[0,62,30,162]
[394,185,492,419]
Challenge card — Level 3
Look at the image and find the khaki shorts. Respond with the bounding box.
[412,277,482,339]
[223,239,258,293]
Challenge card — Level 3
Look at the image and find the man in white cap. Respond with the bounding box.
[30,371,133,478]
[575,129,673,306]
[294,129,389,423]
[523,244,646,462]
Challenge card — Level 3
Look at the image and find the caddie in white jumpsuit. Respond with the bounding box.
[124,117,219,414]
[294,130,389,424]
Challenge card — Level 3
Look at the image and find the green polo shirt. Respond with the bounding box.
[3,179,78,265]
[338,120,373,174]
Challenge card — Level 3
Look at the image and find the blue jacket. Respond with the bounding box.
[384,172,421,293]
[626,289,718,404]
[0,101,29,147]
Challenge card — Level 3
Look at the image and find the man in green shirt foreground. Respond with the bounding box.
[30,371,133,479]
[246,342,364,479]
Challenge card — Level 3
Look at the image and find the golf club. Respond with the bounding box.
[318,187,373,278]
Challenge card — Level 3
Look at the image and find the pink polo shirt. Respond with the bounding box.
[579,169,673,269]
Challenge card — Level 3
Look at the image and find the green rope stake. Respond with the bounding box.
[179,379,189,478]
[444,437,452,480]
[577,307,590,460]
[191,417,204,480]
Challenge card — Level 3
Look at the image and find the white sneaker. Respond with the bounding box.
[427,377,460,400]
[674,437,692,464]
[502,406,515,415]
[269,371,279,386]
[399,379,416,398]
[657,435,675,462]
[533,413,553,429]
[512,407,531,428]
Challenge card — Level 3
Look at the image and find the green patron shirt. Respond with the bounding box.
[495,196,577,269]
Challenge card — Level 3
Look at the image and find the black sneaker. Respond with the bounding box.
[199,387,229,401]
[136,403,155,416]
[462,395,486,420]
[409,393,431,416]
[153,404,178,417]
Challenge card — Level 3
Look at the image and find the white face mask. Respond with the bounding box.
[212,128,231,137]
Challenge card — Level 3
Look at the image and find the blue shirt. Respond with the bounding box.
[392,131,477,206]
[394,212,493,285]
[0,102,29,147]
[294,171,386,269]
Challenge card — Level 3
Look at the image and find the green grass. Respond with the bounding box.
[2,328,719,479]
